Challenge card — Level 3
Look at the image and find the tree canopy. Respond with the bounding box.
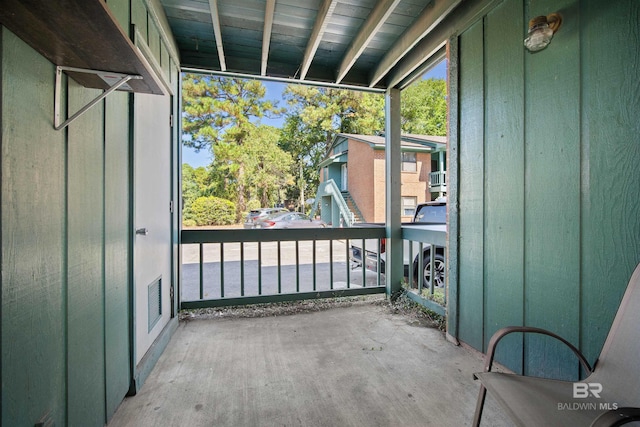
[182,75,291,220]
[181,73,447,224]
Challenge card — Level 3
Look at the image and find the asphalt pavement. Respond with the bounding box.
[181,239,382,301]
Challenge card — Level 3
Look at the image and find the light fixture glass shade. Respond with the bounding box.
[524,23,554,51]
[524,14,562,52]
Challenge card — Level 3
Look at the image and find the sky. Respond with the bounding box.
[182,60,447,168]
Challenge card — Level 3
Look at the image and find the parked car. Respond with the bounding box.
[349,200,446,290]
[254,212,327,229]
[244,208,289,229]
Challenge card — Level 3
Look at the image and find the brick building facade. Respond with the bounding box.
[316,134,446,225]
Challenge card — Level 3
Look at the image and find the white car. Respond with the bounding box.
[243,208,289,229]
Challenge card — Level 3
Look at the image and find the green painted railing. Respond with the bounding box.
[181,227,386,309]
[402,225,447,316]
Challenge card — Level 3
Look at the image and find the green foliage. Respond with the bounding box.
[283,85,385,138]
[180,73,447,224]
[280,86,385,207]
[182,75,285,152]
[278,79,447,208]
[401,78,447,136]
[212,124,294,212]
[185,196,236,226]
[182,75,290,219]
[182,164,214,208]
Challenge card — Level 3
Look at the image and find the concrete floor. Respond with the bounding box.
[108,302,513,427]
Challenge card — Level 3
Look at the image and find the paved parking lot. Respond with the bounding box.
[181,239,382,301]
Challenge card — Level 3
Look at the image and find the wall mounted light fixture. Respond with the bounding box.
[524,13,562,52]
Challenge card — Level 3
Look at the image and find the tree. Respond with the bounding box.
[278,80,446,208]
[182,75,284,152]
[280,86,386,208]
[182,75,286,219]
[278,114,327,210]
[401,78,447,136]
[182,164,201,209]
[283,85,385,142]
[212,125,294,212]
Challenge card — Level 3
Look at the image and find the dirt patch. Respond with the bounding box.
[179,292,445,331]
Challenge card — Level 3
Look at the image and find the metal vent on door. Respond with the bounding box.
[148,276,162,332]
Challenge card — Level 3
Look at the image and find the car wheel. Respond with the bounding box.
[416,253,445,290]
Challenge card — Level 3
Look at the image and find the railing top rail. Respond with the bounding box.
[182,227,386,244]
[401,225,446,246]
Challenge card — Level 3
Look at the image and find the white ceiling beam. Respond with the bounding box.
[387,0,502,89]
[261,0,277,76]
[208,0,227,71]
[389,42,446,89]
[368,0,461,87]
[299,0,339,80]
[335,0,402,84]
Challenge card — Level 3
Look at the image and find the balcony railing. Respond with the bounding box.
[402,224,447,315]
[180,226,446,315]
[181,227,385,309]
[429,171,446,188]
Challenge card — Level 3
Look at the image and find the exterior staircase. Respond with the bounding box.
[341,191,365,224]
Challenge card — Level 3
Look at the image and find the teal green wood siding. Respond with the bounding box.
[457,21,485,351]
[1,0,179,424]
[104,90,132,419]
[523,0,581,380]
[105,0,132,418]
[66,80,107,427]
[1,29,67,427]
[482,0,525,373]
[106,0,134,418]
[580,0,640,364]
[455,0,640,378]
[132,0,149,41]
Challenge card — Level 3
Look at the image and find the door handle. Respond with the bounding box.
[136,228,149,236]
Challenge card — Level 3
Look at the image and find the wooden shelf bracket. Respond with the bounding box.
[54,66,143,131]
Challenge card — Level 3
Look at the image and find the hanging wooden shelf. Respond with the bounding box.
[0,0,165,95]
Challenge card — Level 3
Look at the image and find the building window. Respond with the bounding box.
[402,196,417,217]
[402,152,417,172]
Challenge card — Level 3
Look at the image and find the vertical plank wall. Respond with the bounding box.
[455,0,640,376]
[523,0,581,380]
[580,0,640,363]
[457,21,485,351]
[1,29,132,427]
[484,0,525,373]
[66,80,107,426]
[105,0,133,419]
[1,29,67,426]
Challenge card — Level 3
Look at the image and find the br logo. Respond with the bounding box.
[573,382,603,398]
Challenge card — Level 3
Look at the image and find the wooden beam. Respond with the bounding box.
[208,0,227,71]
[261,0,276,76]
[335,0,402,84]
[387,0,501,88]
[299,0,339,80]
[369,0,461,87]
[389,41,447,89]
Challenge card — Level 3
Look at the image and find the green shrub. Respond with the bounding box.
[182,219,197,227]
[188,196,236,226]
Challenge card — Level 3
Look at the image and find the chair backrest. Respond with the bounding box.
[589,262,640,404]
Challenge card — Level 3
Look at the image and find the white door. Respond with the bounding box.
[133,92,173,364]
[341,163,348,191]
